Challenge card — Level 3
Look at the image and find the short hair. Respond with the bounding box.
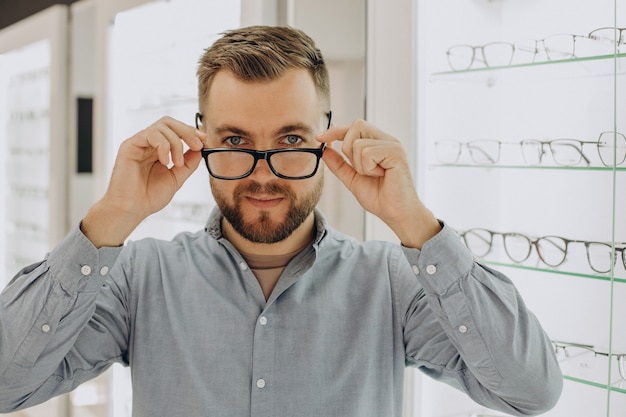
[197,25,330,110]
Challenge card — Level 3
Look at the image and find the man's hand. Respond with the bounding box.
[317,119,441,249]
[82,117,206,248]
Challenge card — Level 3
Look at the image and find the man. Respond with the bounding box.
[0,26,561,416]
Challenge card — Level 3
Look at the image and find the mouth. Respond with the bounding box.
[244,195,285,209]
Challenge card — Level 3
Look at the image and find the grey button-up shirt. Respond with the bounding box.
[0,208,562,416]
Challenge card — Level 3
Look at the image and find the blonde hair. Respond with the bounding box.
[197,26,330,109]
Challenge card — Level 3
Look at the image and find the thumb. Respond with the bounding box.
[170,149,203,189]
[322,146,357,189]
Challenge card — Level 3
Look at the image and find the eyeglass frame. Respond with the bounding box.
[434,131,626,167]
[195,111,331,180]
[459,228,580,267]
[584,241,626,274]
[445,27,626,71]
[446,42,515,71]
[433,140,502,165]
[552,340,626,381]
[458,228,626,273]
[520,138,594,166]
[588,27,626,48]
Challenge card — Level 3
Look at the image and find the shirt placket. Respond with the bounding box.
[250,306,275,417]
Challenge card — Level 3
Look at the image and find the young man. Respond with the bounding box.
[0,26,561,416]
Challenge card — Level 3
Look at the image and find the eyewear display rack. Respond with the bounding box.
[0,5,68,289]
[0,5,69,417]
[414,0,625,416]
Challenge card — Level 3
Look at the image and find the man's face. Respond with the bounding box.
[201,68,327,244]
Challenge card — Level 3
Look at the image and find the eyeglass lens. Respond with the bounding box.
[598,131,626,166]
[446,42,514,70]
[588,27,626,53]
[585,242,626,273]
[206,149,321,179]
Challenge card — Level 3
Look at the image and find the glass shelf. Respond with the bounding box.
[429,164,626,171]
[431,52,626,77]
[481,261,626,284]
[563,375,626,395]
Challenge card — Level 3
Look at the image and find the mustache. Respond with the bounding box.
[234,181,296,200]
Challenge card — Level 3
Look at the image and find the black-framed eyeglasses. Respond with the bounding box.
[196,111,331,180]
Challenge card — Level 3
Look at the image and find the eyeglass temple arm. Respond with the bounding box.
[466,143,498,164]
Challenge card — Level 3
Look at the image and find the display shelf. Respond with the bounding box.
[416,2,625,414]
[483,261,626,284]
[429,164,626,171]
[563,375,626,395]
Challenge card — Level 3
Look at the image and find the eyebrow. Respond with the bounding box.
[213,123,315,138]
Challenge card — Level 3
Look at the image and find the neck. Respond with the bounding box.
[222,211,316,256]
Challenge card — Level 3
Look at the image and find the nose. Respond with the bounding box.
[249,155,276,180]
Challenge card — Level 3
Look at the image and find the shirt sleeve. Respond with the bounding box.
[398,223,563,416]
[0,224,127,413]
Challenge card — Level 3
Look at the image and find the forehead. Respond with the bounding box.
[202,68,324,130]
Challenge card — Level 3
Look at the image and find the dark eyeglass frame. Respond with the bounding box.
[195,111,332,180]
[459,227,626,274]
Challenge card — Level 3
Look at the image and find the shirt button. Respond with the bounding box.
[259,316,268,326]
[239,262,248,271]
[100,266,109,275]
[80,265,92,276]
[256,378,266,389]
[426,264,437,275]
[458,325,468,334]
[41,324,51,333]
[411,265,419,275]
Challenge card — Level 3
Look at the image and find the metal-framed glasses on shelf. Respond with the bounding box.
[511,34,585,64]
[588,27,626,54]
[520,139,594,166]
[446,42,514,71]
[196,112,330,180]
[552,340,626,383]
[434,140,501,165]
[446,34,584,70]
[522,132,626,167]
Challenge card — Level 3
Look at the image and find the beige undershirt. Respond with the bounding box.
[240,245,309,300]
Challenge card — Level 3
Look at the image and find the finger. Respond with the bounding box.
[141,118,203,167]
[352,139,387,176]
[322,146,358,190]
[140,127,173,167]
[170,148,204,187]
[160,116,206,151]
[316,125,351,143]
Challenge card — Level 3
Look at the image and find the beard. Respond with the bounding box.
[211,176,323,244]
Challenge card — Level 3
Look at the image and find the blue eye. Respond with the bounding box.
[284,135,303,146]
[225,136,244,146]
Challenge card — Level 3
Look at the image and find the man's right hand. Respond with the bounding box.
[81,117,206,248]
